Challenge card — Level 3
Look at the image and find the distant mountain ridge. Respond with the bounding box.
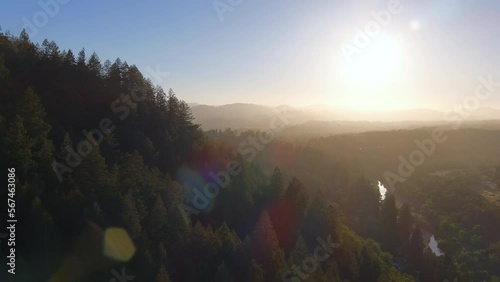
[188,103,500,130]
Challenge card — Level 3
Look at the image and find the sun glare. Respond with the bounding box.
[331,36,408,110]
[345,37,404,85]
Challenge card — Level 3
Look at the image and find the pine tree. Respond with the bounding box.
[122,190,142,238]
[18,87,50,137]
[118,152,155,220]
[358,244,381,282]
[321,259,341,282]
[284,177,309,218]
[74,147,112,192]
[139,137,158,167]
[17,87,54,170]
[272,177,309,248]
[77,48,86,68]
[289,234,309,265]
[102,59,112,76]
[215,262,234,282]
[45,40,61,61]
[380,194,399,252]
[155,265,172,282]
[409,224,424,266]
[155,86,168,110]
[252,211,285,281]
[398,203,413,254]
[216,222,241,259]
[3,115,33,174]
[148,195,168,240]
[63,49,76,66]
[249,260,265,282]
[88,52,102,75]
[326,202,342,243]
[0,54,11,82]
[265,166,284,203]
[27,196,57,261]
[57,132,73,160]
[16,29,38,56]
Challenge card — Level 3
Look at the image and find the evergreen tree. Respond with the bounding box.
[252,211,285,281]
[409,224,424,266]
[248,260,265,282]
[288,234,309,265]
[17,87,54,170]
[155,265,172,282]
[139,137,158,167]
[216,222,241,259]
[265,166,284,203]
[285,177,309,215]
[77,48,86,68]
[3,115,33,174]
[122,189,142,238]
[380,194,399,252]
[359,244,381,282]
[0,54,10,80]
[88,52,102,75]
[398,203,413,254]
[73,146,114,197]
[215,262,234,282]
[148,195,168,241]
[26,195,57,269]
[63,49,76,66]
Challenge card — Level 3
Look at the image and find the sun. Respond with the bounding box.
[329,36,407,110]
[345,37,404,85]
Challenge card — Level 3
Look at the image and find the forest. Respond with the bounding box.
[0,30,498,282]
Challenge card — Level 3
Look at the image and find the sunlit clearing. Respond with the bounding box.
[103,227,136,262]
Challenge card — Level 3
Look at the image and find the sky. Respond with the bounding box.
[1,0,500,110]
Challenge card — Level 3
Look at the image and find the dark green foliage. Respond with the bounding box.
[156,265,172,282]
[3,115,33,174]
[251,211,285,280]
[215,262,233,282]
[359,245,381,282]
[398,203,413,254]
[380,194,399,252]
[122,190,142,238]
[409,224,424,266]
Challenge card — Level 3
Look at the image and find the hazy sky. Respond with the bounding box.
[2,0,500,110]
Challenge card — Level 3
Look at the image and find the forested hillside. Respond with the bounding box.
[0,30,448,282]
[207,128,500,281]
